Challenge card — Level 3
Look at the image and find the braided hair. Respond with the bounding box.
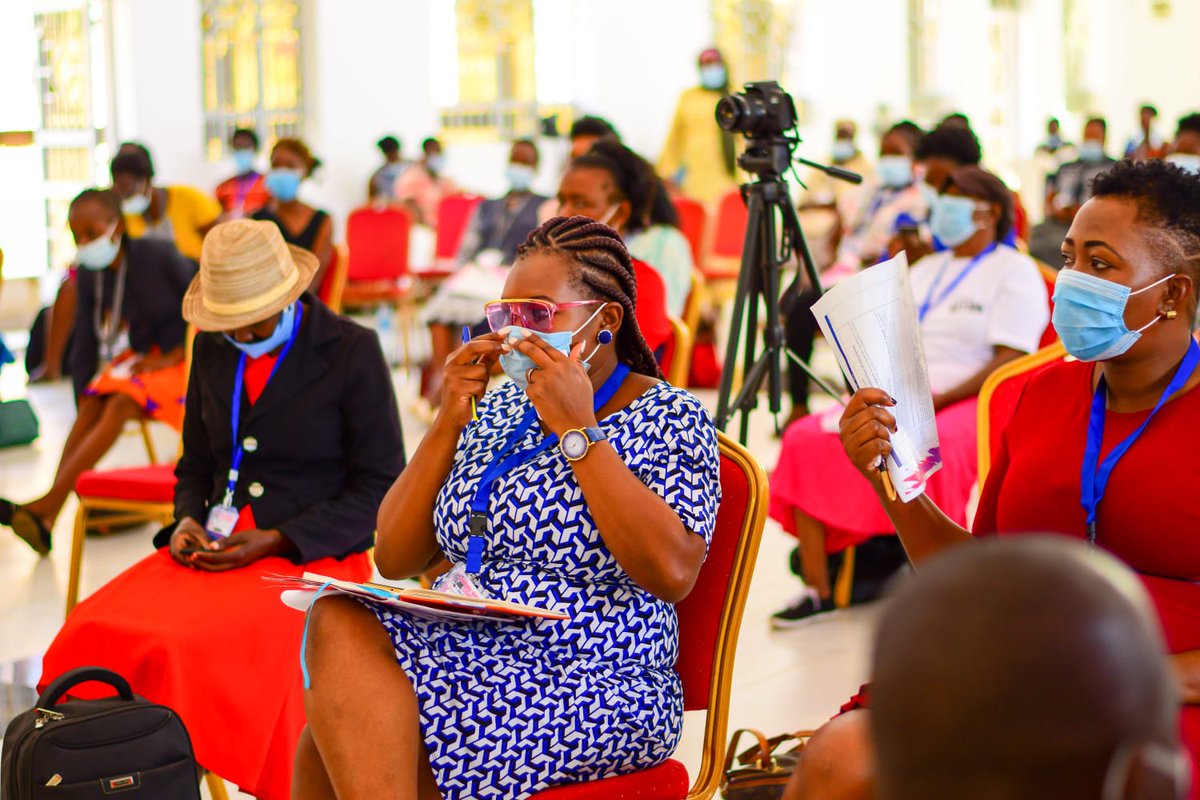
[516,215,662,379]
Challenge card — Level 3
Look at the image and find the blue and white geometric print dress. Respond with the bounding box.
[372,379,721,799]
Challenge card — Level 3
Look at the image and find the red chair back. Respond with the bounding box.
[674,434,768,712]
[977,341,1068,490]
[710,190,748,259]
[672,196,708,268]
[435,193,484,262]
[346,206,410,282]
[1037,262,1058,348]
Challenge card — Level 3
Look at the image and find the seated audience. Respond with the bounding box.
[569,115,619,160]
[800,119,875,217]
[785,537,1189,800]
[1168,113,1200,174]
[624,170,696,318]
[38,219,404,800]
[770,166,1048,627]
[833,159,1200,788]
[215,127,270,219]
[1126,104,1170,161]
[557,141,674,355]
[369,135,407,203]
[111,144,222,263]
[418,139,549,407]
[252,137,333,293]
[394,136,456,228]
[1032,117,1118,265]
[785,121,926,423]
[294,216,720,799]
[1,189,192,553]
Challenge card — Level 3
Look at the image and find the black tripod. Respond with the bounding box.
[714,140,860,444]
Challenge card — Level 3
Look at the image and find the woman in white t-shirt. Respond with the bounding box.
[769,167,1049,626]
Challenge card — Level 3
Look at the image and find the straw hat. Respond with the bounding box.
[183,219,318,331]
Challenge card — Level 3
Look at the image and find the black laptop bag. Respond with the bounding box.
[1,667,201,799]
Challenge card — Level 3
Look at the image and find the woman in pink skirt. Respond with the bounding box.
[770,167,1050,627]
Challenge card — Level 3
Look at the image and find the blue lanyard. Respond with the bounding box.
[223,304,304,506]
[1081,339,1200,544]
[917,243,997,322]
[464,362,630,573]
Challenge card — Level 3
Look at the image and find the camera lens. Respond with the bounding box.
[715,95,750,133]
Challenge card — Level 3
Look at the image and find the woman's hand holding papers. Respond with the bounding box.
[838,388,898,487]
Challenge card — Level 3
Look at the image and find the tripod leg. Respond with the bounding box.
[715,191,763,431]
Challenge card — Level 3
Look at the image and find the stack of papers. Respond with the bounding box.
[811,251,941,502]
[271,572,570,624]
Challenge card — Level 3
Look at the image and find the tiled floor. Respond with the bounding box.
[0,342,877,798]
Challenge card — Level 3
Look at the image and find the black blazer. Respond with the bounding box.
[155,296,405,563]
[71,236,194,397]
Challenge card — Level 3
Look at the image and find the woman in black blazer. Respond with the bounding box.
[1,188,192,553]
[39,219,405,800]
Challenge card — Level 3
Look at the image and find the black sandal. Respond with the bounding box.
[10,507,52,556]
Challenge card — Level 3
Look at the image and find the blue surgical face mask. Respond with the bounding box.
[699,64,726,90]
[1078,140,1105,162]
[122,190,150,216]
[877,155,913,189]
[1052,269,1175,362]
[223,302,297,358]
[506,163,535,192]
[76,223,121,271]
[265,168,303,201]
[831,139,855,163]
[500,304,609,390]
[232,149,257,175]
[929,194,982,248]
[426,154,446,174]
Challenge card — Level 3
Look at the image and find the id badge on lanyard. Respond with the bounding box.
[205,305,303,538]
[462,363,630,575]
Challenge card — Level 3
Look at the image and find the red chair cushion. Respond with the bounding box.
[75,464,177,503]
[530,758,690,799]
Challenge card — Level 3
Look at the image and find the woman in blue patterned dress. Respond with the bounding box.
[294,216,722,799]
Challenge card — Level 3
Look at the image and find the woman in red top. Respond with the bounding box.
[791,159,1200,800]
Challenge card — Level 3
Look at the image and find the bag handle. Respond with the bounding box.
[37,667,135,709]
[736,731,812,767]
[723,728,773,774]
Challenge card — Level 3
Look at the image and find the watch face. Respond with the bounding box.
[561,430,589,459]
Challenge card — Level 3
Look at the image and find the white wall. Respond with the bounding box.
[0,0,47,281]
[301,0,438,232]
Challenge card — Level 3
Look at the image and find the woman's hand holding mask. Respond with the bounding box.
[511,333,598,437]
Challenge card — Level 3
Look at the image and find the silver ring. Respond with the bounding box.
[526,368,537,384]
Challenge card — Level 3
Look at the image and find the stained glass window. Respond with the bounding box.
[437,0,573,141]
[201,0,303,159]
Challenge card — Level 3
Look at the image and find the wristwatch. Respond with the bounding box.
[559,426,607,462]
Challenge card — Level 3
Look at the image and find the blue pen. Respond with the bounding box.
[462,325,478,421]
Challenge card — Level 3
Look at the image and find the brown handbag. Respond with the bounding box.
[719,728,812,799]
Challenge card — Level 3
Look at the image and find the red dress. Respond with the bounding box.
[41,352,372,800]
[975,358,1200,791]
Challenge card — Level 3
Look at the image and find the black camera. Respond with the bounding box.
[715,81,798,138]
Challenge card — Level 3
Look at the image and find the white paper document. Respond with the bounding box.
[811,252,941,502]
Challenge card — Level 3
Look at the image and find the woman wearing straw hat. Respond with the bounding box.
[39,218,405,800]
[1,188,192,554]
